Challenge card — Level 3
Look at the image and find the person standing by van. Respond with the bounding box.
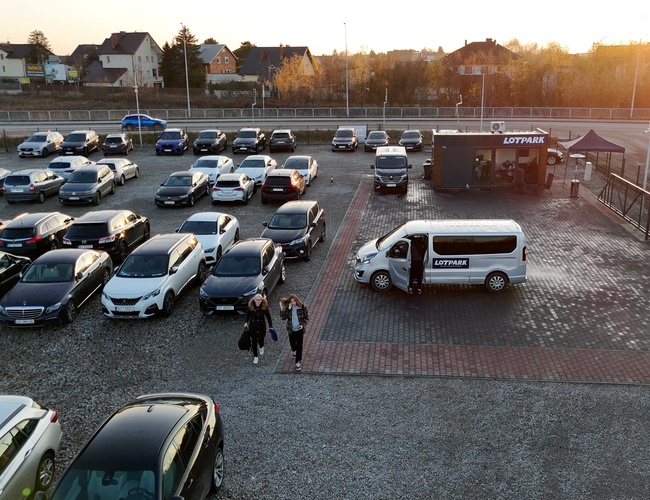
[279,294,309,371]
[408,235,426,294]
[245,294,273,365]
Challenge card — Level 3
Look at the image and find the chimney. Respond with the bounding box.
[110,33,120,49]
[465,40,467,46]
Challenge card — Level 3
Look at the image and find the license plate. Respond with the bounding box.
[7,243,22,248]
[216,305,234,311]
[11,188,24,193]
[164,149,171,152]
[222,189,232,193]
[201,148,208,151]
[68,196,79,200]
[78,244,93,249]
[272,188,283,192]
[164,200,175,205]
[338,145,346,149]
[387,183,396,187]
[116,306,135,312]
[15,319,35,324]
[110,145,117,148]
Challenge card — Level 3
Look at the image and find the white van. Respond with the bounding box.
[354,219,527,293]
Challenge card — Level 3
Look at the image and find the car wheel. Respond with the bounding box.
[37,191,46,204]
[110,182,116,195]
[62,300,77,324]
[547,156,557,165]
[188,194,195,207]
[134,167,140,178]
[162,291,174,316]
[485,271,508,293]
[197,260,208,284]
[234,228,240,242]
[210,446,225,492]
[101,267,111,288]
[124,148,129,156]
[119,175,126,186]
[319,223,326,242]
[35,452,55,491]
[117,240,128,262]
[303,241,312,261]
[278,262,286,284]
[41,148,49,158]
[92,191,101,206]
[370,270,392,292]
[143,223,151,241]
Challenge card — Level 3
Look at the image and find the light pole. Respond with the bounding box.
[252,88,257,124]
[382,87,387,129]
[643,123,650,192]
[132,55,142,149]
[180,23,191,118]
[344,23,349,118]
[480,72,485,132]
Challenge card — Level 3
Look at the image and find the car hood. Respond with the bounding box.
[332,137,354,143]
[1,282,72,307]
[61,141,86,147]
[60,182,97,192]
[233,138,256,144]
[19,140,47,147]
[104,276,167,297]
[157,139,184,146]
[194,139,217,145]
[260,228,306,244]
[156,186,191,197]
[202,274,259,297]
[237,168,265,181]
[193,234,218,250]
[400,138,421,144]
[366,139,388,144]
[356,238,380,259]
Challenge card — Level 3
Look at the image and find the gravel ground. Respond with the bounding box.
[1,142,649,499]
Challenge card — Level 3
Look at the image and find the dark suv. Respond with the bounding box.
[62,209,150,263]
[260,169,305,204]
[0,212,75,259]
[261,200,326,261]
[331,127,358,151]
[3,168,65,204]
[59,130,100,156]
[58,164,116,206]
[269,129,296,153]
[232,128,265,154]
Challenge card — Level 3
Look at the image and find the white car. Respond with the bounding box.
[96,158,140,186]
[176,212,240,266]
[17,131,64,158]
[211,173,256,204]
[101,233,207,318]
[47,155,94,181]
[188,155,235,184]
[236,155,277,186]
[280,155,319,186]
[0,395,62,498]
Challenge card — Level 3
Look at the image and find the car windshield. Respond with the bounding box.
[179,220,218,235]
[376,224,407,251]
[197,131,217,139]
[67,171,98,183]
[163,176,191,186]
[51,469,155,500]
[368,132,386,139]
[376,156,406,168]
[191,159,218,169]
[104,137,123,144]
[283,158,307,169]
[118,255,168,278]
[22,263,74,283]
[402,131,420,138]
[26,134,47,142]
[65,133,86,142]
[214,255,260,277]
[1,227,34,239]
[237,130,257,139]
[216,180,241,187]
[268,213,307,229]
[5,175,30,185]
[335,129,353,138]
[159,131,181,140]
[66,223,108,239]
[239,159,265,169]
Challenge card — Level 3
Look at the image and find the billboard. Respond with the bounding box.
[45,63,67,81]
[25,64,45,78]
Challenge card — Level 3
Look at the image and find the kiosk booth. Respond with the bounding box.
[430,128,549,189]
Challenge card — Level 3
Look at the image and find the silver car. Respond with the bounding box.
[189,155,235,184]
[97,158,140,186]
[17,131,64,158]
[0,395,62,498]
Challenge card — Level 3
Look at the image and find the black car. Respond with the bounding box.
[62,209,150,263]
[331,127,358,151]
[3,168,65,204]
[232,127,265,154]
[193,129,228,155]
[269,129,297,153]
[364,130,390,152]
[261,200,326,261]
[398,130,424,151]
[0,249,112,326]
[59,130,100,156]
[260,169,306,204]
[0,212,75,259]
[58,164,116,206]
[38,393,224,500]
[155,171,210,207]
[199,238,285,315]
[102,133,134,155]
[0,251,31,297]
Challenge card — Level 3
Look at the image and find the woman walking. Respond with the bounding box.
[279,294,309,371]
[245,294,273,365]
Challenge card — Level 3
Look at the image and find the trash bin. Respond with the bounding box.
[423,159,432,180]
[570,179,580,197]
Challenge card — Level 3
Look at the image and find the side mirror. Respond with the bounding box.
[262,222,268,227]
[170,266,178,275]
[174,227,180,233]
[370,165,375,169]
[76,271,83,281]
[408,164,413,169]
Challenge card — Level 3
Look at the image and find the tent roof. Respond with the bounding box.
[559,129,625,153]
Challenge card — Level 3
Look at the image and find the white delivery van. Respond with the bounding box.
[353,219,527,293]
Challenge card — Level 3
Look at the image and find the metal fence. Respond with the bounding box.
[598,174,650,240]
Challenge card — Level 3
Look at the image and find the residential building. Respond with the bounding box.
[443,38,519,77]
[199,44,238,83]
[239,46,316,83]
[0,43,54,80]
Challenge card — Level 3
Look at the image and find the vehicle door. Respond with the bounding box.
[429,236,472,284]
[218,215,236,251]
[124,160,136,178]
[0,418,40,500]
[98,167,113,196]
[46,171,63,193]
[311,205,324,244]
[177,414,213,500]
[51,214,72,245]
[0,253,18,293]
[124,212,145,246]
[386,239,410,292]
[73,252,97,300]
[262,242,278,289]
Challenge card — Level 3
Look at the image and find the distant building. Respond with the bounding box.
[199,44,238,83]
[443,38,519,76]
[239,46,316,83]
[0,43,55,80]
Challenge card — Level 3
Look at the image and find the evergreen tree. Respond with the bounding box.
[27,30,52,64]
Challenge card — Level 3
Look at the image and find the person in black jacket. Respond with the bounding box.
[279,294,309,371]
[408,235,427,294]
[245,294,273,365]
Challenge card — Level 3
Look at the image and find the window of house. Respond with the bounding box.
[146,56,149,62]
[225,57,229,64]
[1,66,4,73]
[107,56,110,63]
[216,57,221,64]
[138,56,141,62]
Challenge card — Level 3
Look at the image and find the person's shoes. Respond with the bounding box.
[253,357,259,365]
[417,289,422,294]
[259,347,264,355]
[295,362,302,371]
[292,351,296,357]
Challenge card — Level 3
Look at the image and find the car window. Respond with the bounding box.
[118,255,168,278]
[126,213,137,224]
[262,244,274,267]
[0,419,38,475]
[162,443,185,499]
[214,255,260,277]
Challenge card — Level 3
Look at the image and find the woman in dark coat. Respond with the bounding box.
[245,294,273,365]
[279,294,309,371]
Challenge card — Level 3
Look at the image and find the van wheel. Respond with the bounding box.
[485,271,508,293]
[370,270,392,292]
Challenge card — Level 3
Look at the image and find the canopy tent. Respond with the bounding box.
[558,129,625,153]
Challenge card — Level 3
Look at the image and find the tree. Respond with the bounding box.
[27,30,51,64]
[159,26,206,89]
[273,54,319,105]
[234,42,255,73]
[203,38,218,45]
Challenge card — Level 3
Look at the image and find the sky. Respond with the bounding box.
[3,0,649,57]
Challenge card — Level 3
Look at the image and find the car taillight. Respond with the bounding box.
[62,237,71,245]
[50,410,59,423]
[99,234,117,244]
[234,187,244,191]
[212,187,220,192]
[522,245,527,262]
[29,183,35,192]
[25,236,43,244]
[214,402,220,414]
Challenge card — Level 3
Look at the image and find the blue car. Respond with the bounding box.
[155,128,190,155]
[121,114,167,131]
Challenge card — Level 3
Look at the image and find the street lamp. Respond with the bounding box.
[180,23,191,118]
[344,23,349,118]
[382,87,387,129]
[643,123,650,192]
[131,55,143,149]
[252,88,257,124]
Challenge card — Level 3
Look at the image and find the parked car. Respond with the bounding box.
[199,238,285,315]
[101,233,207,318]
[0,248,112,326]
[38,393,224,500]
[547,147,565,165]
[47,155,94,181]
[155,171,210,207]
[261,169,306,204]
[193,129,228,155]
[280,155,319,186]
[62,209,150,263]
[398,129,424,151]
[155,128,190,155]
[0,395,62,498]
[269,129,297,153]
[58,164,116,206]
[0,212,75,259]
[101,133,133,156]
[331,127,358,151]
[97,157,140,185]
[232,127,265,154]
[3,168,65,204]
[236,154,277,186]
[0,251,31,297]
[177,212,240,266]
[59,130,100,156]
[261,200,326,261]
[188,155,235,184]
[364,130,390,152]
[17,131,64,158]
[121,113,167,131]
[211,173,256,205]
[0,168,10,192]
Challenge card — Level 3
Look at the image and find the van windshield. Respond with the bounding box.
[376,224,407,251]
[376,156,406,169]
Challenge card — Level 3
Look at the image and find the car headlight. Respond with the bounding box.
[288,237,305,246]
[204,247,216,253]
[45,302,62,314]
[0,305,5,315]
[142,287,161,301]
[242,287,259,298]
[199,287,209,299]
[358,253,377,264]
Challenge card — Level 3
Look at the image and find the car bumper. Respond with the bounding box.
[101,296,162,319]
[212,193,246,203]
[0,311,64,327]
[59,194,95,204]
[332,143,355,150]
[269,143,294,151]
[156,146,185,154]
[155,198,191,206]
[261,191,301,202]
[17,150,44,157]
[4,193,39,202]
[281,241,309,259]
[103,147,126,155]
[194,145,221,154]
[199,296,249,315]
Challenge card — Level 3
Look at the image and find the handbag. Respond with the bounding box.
[269,327,278,342]
[238,327,251,351]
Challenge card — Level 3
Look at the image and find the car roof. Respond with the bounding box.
[104,133,127,138]
[198,129,221,133]
[49,155,87,162]
[225,238,272,256]
[271,129,292,134]
[74,210,128,223]
[7,168,48,175]
[66,130,94,135]
[132,233,191,255]
[266,169,296,177]
[239,127,259,132]
[184,212,228,222]
[217,173,245,181]
[162,128,184,132]
[6,212,64,227]
[241,155,269,161]
[273,200,317,214]
[32,248,92,264]
[75,164,105,172]
[0,396,42,429]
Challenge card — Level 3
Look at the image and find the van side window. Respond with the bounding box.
[433,235,517,255]
[472,236,517,254]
